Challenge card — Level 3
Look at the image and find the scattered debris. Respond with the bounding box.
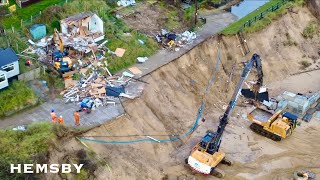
[12,125,27,131]
[18,12,149,112]
[117,0,136,7]
[275,91,320,118]
[123,71,134,78]
[241,89,269,102]
[62,69,145,110]
[138,39,145,45]
[115,48,126,57]
[155,29,197,51]
[137,56,148,63]
[128,66,142,74]
[293,170,316,180]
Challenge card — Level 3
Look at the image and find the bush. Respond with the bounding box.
[299,60,312,69]
[302,21,318,39]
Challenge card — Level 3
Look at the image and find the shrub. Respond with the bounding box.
[302,21,318,39]
[299,60,312,69]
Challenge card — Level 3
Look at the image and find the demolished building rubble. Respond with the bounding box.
[62,70,146,110]
[21,12,147,112]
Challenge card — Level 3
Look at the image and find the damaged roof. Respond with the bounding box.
[61,12,94,23]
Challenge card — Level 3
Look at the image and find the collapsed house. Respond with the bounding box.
[60,12,105,43]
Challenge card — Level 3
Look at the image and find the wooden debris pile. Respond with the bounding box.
[62,70,142,109]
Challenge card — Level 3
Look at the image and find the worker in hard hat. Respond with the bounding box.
[50,109,57,125]
[58,115,64,125]
[73,111,80,126]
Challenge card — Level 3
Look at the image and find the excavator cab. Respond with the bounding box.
[283,112,299,135]
[198,130,218,154]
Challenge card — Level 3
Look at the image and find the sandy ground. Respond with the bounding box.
[46,6,320,180]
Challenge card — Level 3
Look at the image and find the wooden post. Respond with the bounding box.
[16,43,18,52]
[194,0,198,26]
[6,37,10,47]
[21,19,23,28]
[11,26,14,33]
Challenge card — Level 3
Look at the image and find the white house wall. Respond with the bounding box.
[89,14,104,33]
[60,23,68,34]
[1,61,20,78]
[0,71,8,90]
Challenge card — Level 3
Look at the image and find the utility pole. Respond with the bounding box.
[194,0,198,26]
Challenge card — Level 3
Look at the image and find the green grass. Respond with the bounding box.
[1,0,64,29]
[302,21,319,39]
[0,30,28,53]
[40,72,65,90]
[0,122,56,179]
[166,11,180,31]
[243,3,290,33]
[0,81,38,117]
[221,0,287,35]
[106,31,159,73]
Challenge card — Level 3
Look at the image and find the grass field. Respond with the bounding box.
[221,0,285,35]
[2,0,64,29]
[0,81,38,117]
[0,122,55,179]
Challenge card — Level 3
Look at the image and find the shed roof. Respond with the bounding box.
[30,23,46,31]
[0,48,19,67]
[61,12,94,23]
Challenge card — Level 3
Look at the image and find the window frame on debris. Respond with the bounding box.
[1,63,14,72]
[0,73,6,83]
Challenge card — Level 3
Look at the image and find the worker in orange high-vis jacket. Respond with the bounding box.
[73,111,80,126]
[50,109,57,125]
[58,115,64,125]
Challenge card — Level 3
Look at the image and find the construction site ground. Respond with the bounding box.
[44,6,320,180]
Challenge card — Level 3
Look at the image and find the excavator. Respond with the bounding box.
[52,28,73,73]
[186,54,264,177]
[186,53,299,177]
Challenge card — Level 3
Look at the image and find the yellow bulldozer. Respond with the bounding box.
[247,108,299,141]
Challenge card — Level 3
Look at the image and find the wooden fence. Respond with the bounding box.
[241,0,290,31]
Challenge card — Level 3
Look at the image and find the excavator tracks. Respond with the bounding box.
[250,123,281,141]
[211,168,225,178]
